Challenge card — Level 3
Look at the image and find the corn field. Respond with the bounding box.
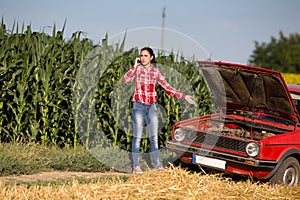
[0,21,211,151]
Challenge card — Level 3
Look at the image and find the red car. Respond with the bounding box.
[166,61,300,186]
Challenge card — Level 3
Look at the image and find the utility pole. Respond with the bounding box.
[161,6,166,50]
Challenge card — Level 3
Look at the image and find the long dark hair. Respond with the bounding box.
[140,47,157,66]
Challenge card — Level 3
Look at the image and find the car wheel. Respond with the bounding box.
[270,157,300,186]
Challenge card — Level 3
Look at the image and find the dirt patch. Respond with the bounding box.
[0,171,129,182]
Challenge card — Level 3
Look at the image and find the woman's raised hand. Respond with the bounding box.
[134,57,141,68]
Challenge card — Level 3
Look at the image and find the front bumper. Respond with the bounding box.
[166,140,277,178]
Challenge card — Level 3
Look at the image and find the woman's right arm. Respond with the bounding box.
[122,58,140,83]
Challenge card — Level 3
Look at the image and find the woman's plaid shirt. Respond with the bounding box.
[122,64,186,104]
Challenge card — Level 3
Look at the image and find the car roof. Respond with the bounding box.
[287,84,300,94]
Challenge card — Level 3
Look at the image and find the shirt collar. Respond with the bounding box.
[142,63,154,71]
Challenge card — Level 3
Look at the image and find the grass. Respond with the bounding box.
[0,142,178,176]
[0,143,111,176]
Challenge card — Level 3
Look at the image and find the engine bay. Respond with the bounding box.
[206,123,276,140]
[189,118,284,141]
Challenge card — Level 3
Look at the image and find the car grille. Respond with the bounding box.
[186,131,248,153]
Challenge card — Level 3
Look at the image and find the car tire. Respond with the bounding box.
[270,157,300,186]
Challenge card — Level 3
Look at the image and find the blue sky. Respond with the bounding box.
[1,0,299,63]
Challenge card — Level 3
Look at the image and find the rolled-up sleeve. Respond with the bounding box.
[123,66,137,83]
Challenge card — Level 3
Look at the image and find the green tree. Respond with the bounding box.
[249,31,300,73]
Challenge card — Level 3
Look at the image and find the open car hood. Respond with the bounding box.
[198,61,300,124]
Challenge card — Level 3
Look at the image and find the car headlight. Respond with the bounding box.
[246,142,260,157]
[174,128,186,142]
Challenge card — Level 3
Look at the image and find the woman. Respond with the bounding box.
[123,47,196,173]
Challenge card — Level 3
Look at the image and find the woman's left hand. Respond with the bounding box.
[185,95,197,105]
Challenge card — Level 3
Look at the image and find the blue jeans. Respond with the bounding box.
[131,102,161,169]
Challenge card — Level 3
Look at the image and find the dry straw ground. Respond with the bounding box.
[1,166,300,200]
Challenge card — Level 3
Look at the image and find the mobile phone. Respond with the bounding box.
[137,59,141,63]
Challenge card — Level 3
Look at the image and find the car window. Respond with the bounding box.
[290,93,300,114]
[294,99,300,115]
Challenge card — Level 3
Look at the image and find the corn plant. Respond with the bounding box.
[0,20,93,146]
[73,34,132,149]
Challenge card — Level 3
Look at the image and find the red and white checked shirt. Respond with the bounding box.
[122,64,186,104]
